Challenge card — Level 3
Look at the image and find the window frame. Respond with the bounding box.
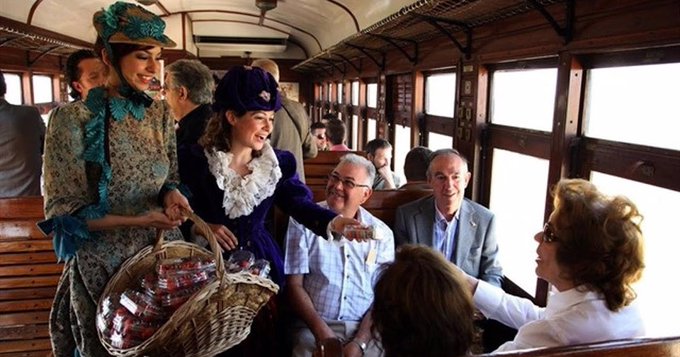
[481,48,680,306]
[422,68,457,140]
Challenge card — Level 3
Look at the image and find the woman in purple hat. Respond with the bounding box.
[179,65,362,287]
[178,65,364,356]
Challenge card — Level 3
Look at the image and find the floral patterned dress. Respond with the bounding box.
[43,88,183,357]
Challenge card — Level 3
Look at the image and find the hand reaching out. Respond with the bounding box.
[330,216,372,242]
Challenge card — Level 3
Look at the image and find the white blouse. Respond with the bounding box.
[473,281,646,352]
[204,142,282,219]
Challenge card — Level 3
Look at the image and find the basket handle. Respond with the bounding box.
[153,208,226,280]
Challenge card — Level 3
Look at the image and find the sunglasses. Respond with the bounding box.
[542,222,559,243]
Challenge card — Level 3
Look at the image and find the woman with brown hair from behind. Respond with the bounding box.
[372,244,475,357]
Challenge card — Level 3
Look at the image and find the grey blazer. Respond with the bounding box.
[0,99,45,197]
[394,195,503,287]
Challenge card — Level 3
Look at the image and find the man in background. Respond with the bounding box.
[310,121,328,151]
[400,146,432,191]
[164,59,216,243]
[164,59,214,150]
[0,70,45,197]
[65,49,106,101]
[326,119,350,151]
[252,58,317,182]
[365,138,402,190]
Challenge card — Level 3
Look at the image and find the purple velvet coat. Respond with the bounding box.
[178,144,336,286]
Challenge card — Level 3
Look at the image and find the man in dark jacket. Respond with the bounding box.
[0,70,45,197]
[164,59,214,150]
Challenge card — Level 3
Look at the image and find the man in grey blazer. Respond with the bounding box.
[394,148,503,286]
[252,58,317,182]
[0,70,45,197]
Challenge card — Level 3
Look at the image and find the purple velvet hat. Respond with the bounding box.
[213,66,281,113]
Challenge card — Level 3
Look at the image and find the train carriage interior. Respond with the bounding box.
[1,0,680,356]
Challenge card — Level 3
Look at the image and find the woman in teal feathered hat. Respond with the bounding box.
[42,2,191,356]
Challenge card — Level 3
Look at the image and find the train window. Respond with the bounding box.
[3,72,22,105]
[490,68,557,132]
[337,83,343,104]
[584,62,680,151]
[367,83,377,108]
[591,172,680,337]
[32,74,53,104]
[367,118,377,141]
[428,132,453,150]
[394,124,411,180]
[351,81,359,105]
[489,148,549,296]
[351,114,359,149]
[425,72,456,117]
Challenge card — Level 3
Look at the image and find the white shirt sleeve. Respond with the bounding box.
[473,280,544,330]
[494,319,564,352]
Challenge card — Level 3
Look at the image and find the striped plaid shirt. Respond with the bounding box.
[284,202,394,321]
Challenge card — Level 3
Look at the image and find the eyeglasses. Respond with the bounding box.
[542,222,559,243]
[327,173,370,190]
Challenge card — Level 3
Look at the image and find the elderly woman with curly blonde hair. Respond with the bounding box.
[461,178,645,352]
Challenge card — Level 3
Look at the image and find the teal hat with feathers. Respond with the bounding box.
[93,1,176,48]
[92,2,176,109]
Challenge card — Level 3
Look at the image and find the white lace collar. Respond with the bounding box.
[204,142,282,219]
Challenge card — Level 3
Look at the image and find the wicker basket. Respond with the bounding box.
[97,210,279,357]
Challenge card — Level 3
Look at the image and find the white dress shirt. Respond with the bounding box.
[474,281,646,352]
[433,207,459,262]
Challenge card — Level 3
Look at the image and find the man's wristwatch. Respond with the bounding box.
[350,339,367,355]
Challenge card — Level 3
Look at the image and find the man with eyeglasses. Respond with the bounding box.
[285,153,394,357]
[394,148,503,287]
[311,121,328,151]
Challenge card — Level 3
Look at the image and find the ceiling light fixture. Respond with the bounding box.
[255,0,277,11]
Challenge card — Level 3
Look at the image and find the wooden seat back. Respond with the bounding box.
[303,151,366,189]
[311,336,680,357]
[478,336,680,357]
[0,196,59,357]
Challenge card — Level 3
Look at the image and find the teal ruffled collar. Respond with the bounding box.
[87,87,146,122]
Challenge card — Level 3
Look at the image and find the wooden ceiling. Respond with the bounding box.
[0,0,567,72]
